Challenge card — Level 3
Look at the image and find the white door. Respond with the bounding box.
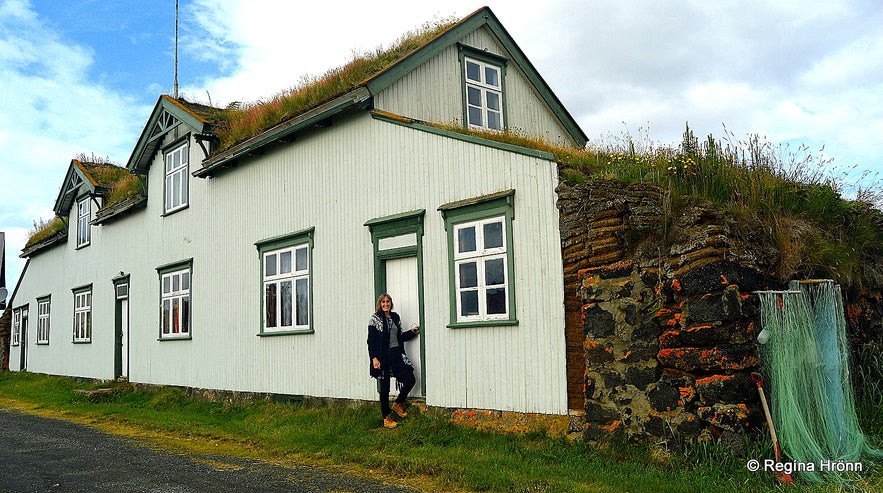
[385,256,423,397]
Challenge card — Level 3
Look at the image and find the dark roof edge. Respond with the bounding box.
[93,195,148,225]
[194,87,372,177]
[20,231,67,258]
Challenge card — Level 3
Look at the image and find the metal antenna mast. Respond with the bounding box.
[174,0,179,98]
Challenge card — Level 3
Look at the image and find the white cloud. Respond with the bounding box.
[0,0,151,288]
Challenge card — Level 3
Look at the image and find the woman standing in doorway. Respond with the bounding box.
[367,293,419,428]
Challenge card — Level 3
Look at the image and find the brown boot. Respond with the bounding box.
[392,402,408,418]
[383,416,398,428]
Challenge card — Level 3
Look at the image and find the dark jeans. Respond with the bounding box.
[379,348,416,418]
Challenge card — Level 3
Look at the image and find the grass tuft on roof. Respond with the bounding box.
[212,17,458,152]
[25,217,66,249]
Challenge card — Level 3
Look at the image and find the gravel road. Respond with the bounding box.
[0,409,419,493]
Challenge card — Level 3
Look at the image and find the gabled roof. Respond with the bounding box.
[193,6,587,177]
[363,7,586,144]
[126,95,219,173]
[52,160,128,215]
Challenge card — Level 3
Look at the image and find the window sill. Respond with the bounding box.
[447,319,518,329]
[258,329,314,337]
[75,242,91,250]
[72,340,92,344]
[162,204,190,217]
[158,335,192,341]
[36,342,49,346]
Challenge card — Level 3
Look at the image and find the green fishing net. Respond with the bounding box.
[757,280,881,483]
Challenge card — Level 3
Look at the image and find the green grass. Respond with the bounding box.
[2,372,880,492]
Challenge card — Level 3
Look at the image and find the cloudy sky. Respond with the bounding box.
[1,0,881,295]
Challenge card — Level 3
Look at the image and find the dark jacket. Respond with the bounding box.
[367,311,417,379]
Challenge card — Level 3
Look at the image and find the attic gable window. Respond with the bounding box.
[459,45,507,132]
[164,142,189,214]
[465,57,503,131]
[76,197,91,248]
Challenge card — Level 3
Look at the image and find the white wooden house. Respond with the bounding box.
[7,7,587,416]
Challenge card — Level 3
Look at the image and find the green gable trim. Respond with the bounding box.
[370,112,553,161]
[365,7,587,147]
[127,95,210,173]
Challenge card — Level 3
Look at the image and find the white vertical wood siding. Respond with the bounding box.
[375,26,578,146]
[10,112,567,414]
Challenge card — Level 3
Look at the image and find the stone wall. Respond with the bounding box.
[558,177,782,443]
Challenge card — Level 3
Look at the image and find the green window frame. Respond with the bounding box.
[255,227,315,336]
[72,284,93,343]
[439,190,517,328]
[156,259,193,340]
[36,295,51,345]
[162,137,190,215]
[459,44,508,132]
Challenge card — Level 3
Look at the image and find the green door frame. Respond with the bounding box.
[112,274,130,379]
[365,210,426,395]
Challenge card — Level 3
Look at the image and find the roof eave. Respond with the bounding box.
[194,87,372,178]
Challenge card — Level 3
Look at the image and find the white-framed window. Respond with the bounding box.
[464,57,503,131]
[255,228,314,335]
[160,268,191,338]
[454,216,509,321]
[164,142,189,213]
[73,288,92,343]
[440,191,517,328]
[11,308,22,346]
[37,297,51,344]
[77,198,91,247]
[262,244,310,332]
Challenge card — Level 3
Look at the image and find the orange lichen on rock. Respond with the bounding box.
[695,374,734,388]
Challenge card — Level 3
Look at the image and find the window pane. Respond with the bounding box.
[163,276,171,294]
[459,262,478,288]
[468,106,482,126]
[486,91,500,111]
[265,254,277,277]
[467,86,482,106]
[483,221,503,249]
[180,173,188,204]
[457,226,476,253]
[485,66,499,87]
[486,288,506,314]
[172,298,180,333]
[281,280,292,327]
[295,247,308,272]
[296,278,309,326]
[461,290,479,316]
[172,274,180,292]
[162,300,171,333]
[182,297,190,334]
[466,61,480,81]
[488,111,501,130]
[172,173,181,206]
[182,272,190,290]
[85,312,91,339]
[265,283,277,328]
[485,258,505,285]
[280,251,292,274]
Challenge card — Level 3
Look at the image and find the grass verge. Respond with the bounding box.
[0,371,880,492]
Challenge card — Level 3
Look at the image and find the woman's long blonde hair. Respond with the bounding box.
[375,293,394,312]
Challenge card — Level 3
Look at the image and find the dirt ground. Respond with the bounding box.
[0,408,419,493]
